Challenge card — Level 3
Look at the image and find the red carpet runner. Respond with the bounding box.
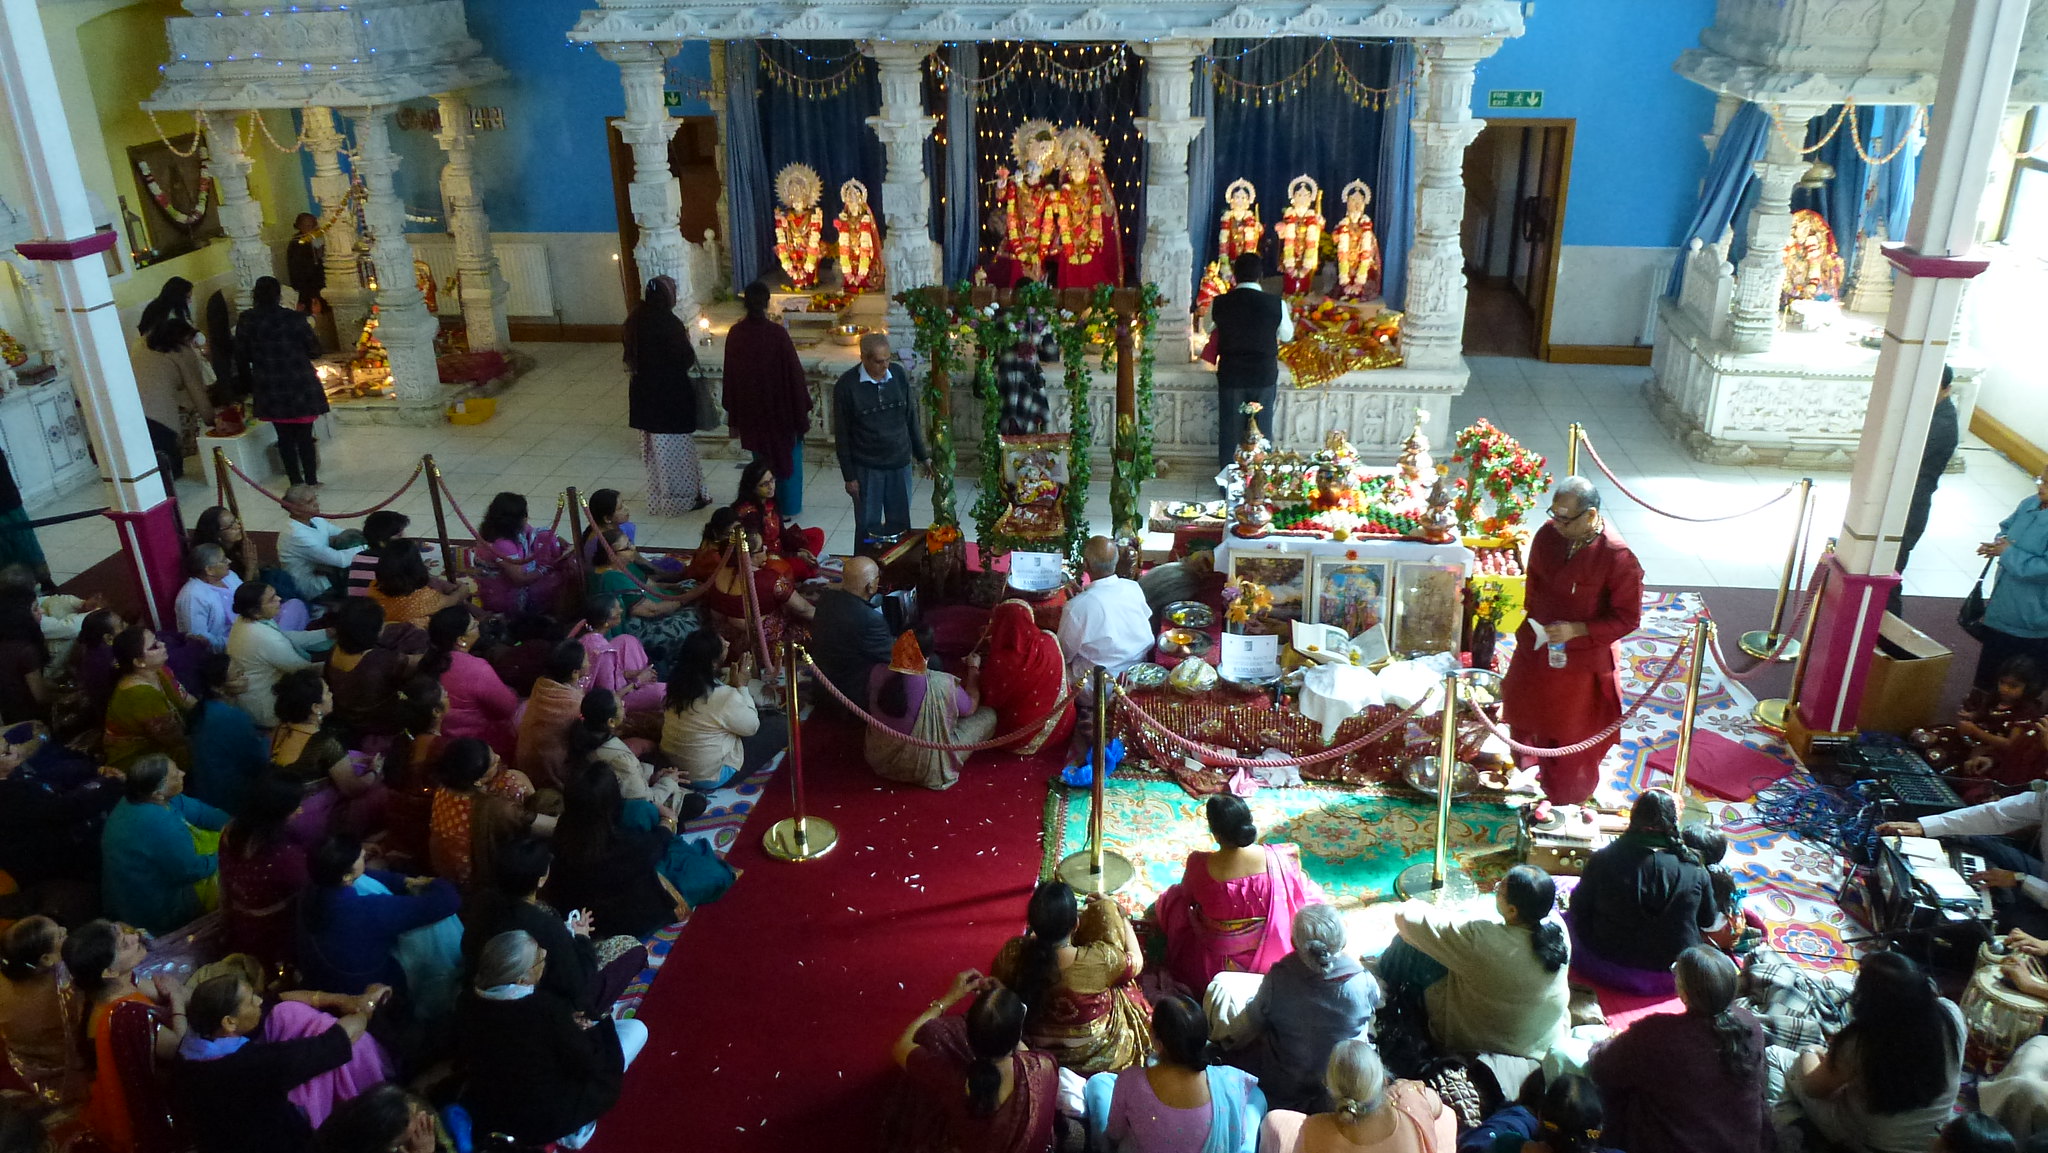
[587,709,1065,1152]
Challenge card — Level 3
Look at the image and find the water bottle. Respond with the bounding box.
[1548,641,1567,669]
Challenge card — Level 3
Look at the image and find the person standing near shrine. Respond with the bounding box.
[1501,477,1644,807]
[833,333,927,548]
[1890,365,1959,619]
[236,277,327,488]
[286,213,326,315]
[623,276,711,516]
[722,281,813,517]
[1209,253,1294,467]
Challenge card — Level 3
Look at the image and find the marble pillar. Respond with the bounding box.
[1729,104,1824,354]
[433,93,510,353]
[1405,40,1499,372]
[864,40,939,338]
[602,42,698,319]
[200,110,270,310]
[304,107,367,344]
[1133,38,1210,364]
[346,107,441,417]
[707,41,732,283]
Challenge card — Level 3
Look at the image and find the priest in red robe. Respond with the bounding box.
[1502,477,1644,806]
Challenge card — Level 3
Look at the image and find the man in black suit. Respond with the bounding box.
[1209,252,1294,466]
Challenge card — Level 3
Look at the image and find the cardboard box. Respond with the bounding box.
[1858,612,1952,734]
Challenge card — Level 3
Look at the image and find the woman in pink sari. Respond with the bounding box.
[467,492,572,617]
[575,593,668,718]
[422,607,521,761]
[1155,794,1328,995]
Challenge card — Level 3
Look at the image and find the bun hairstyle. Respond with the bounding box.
[1016,881,1079,1014]
[419,606,473,678]
[1291,903,1349,977]
[1675,946,1758,1082]
[1535,1073,1606,1153]
[1325,1039,1388,1124]
[61,921,123,1003]
[0,917,61,982]
[1152,994,1211,1070]
[395,676,445,738]
[964,985,1028,1119]
[1206,794,1258,849]
[1500,864,1569,972]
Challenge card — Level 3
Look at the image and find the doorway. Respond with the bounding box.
[608,116,724,311]
[1461,119,1572,359]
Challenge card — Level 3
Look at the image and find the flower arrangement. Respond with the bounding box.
[927,523,961,554]
[807,291,854,313]
[1449,419,1551,541]
[137,141,214,227]
[1469,579,1514,629]
[1240,400,1264,415]
[1220,576,1273,626]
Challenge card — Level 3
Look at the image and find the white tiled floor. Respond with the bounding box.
[23,343,2031,600]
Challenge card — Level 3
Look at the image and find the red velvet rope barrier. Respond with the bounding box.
[798,647,1082,753]
[580,501,728,603]
[1113,686,1428,769]
[1460,631,1695,757]
[1577,431,1799,523]
[430,468,568,569]
[221,457,425,520]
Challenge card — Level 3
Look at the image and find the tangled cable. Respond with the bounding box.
[798,647,1083,753]
[219,457,425,520]
[1576,432,1801,523]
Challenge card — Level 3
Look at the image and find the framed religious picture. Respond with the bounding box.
[1313,556,1389,637]
[1227,547,1310,623]
[127,135,222,264]
[1391,560,1466,655]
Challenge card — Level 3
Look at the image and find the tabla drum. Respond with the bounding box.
[1963,964,2048,1074]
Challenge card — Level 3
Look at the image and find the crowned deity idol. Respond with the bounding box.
[1217,178,1264,264]
[1332,180,1382,301]
[833,178,882,294]
[993,120,1063,281]
[1274,175,1324,296]
[773,163,824,290]
[1051,126,1123,290]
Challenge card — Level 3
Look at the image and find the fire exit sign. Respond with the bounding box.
[1487,89,1545,109]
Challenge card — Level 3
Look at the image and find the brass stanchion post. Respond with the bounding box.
[1566,423,1582,477]
[1670,618,1710,799]
[423,455,455,576]
[1756,563,1829,733]
[212,448,241,524]
[564,487,587,599]
[1397,673,1477,902]
[1742,478,1813,661]
[1058,667,1134,894]
[764,639,838,861]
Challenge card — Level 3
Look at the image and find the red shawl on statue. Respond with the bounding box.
[979,600,1077,755]
[720,314,813,476]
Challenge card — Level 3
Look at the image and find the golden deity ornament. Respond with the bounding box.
[773,163,825,290]
[833,178,881,294]
[1275,175,1324,296]
[1331,180,1382,301]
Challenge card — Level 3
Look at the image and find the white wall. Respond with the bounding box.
[1547,245,1675,347]
[489,232,630,327]
[1966,245,2048,451]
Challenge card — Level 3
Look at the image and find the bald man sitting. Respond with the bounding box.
[1058,536,1155,682]
[812,555,895,708]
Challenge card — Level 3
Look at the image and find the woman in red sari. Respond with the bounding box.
[1154,793,1328,995]
[62,920,189,1153]
[702,527,815,678]
[732,459,825,582]
[887,973,1059,1153]
[977,600,1076,756]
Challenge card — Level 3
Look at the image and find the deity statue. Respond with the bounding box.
[1332,180,1382,301]
[1195,257,1234,313]
[994,120,1063,281]
[1782,208,1845,307]
[1274,175,1324,296]
[773,163,824,290]
[833,178,882,294]
[1233,400,1270,475]
[1233,467,1275,539]
[413,257,438,313]
[1419,467,1459,544]
[1217,178,1264,264]
[1051,126,1122,290]
[1397,410,1433,486]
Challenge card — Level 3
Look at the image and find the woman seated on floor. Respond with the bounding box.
[992,880,1151,1075]
[1467,1072,1615,1153]
[517,641,591,793]
[1786,950,1964,1153]
[732,459,825,582]
[0,586,50,724]
[976,599,1076,756]
[467,492,573,617]
[461,836,647,1017]
[679,508,738,584]
[296,832,462,1012]
[587,529,703,672]
[888,973,1059,1153]
[194,504,300,602]
[368,544,474,631]
[575,593,669,718]
[421,606,521,761]
[660,628,786,793]
[580,489,684,578]
[866,629,995,792]
[1257,1038,1458,1153]
[1566,788,1715,995]
[1155,793,1327,995]
[323,599,411,749]
[428,736,551,891]
[570,688,687,811]
[218,772,315,969]
[0,917,82,1108]
[176,542,315,653]
[701,527,814,678]
[271,669,388,840]
[382,677,451,864]
[103,626,197,770]
[64,919,191,1153]
[1380,863,1570,1060]
[183,655,267,815]
[103,754,227,936]
[1084,993,1266,1153]
[228,581,322,729]
[1587,945,1767,1153]
[1210,903,1378,1115]
[457,929,648,1151]
[549,756,730,936]
[313,1083,439,1153]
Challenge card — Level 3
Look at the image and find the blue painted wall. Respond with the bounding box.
[1476,0,1718,248]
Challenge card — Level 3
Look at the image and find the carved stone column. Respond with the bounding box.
[707,41,732,283]
[303,107,367,343]
[345,107,441,419]
[1729,104,1823,353]
[433,93,509,353]
[864,40,939,338]
[602,42,697,319]
[1133,38,1210,364]
[1404,39,1499,372]
[199,110,270,309]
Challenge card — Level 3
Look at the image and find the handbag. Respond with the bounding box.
[1960,556,1996,642]
[688,364,720,432]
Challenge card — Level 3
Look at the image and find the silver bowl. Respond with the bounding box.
[1164,601,1214,629]
[1403,755,1476,799]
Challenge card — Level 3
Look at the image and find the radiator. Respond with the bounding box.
[408,239,556,318]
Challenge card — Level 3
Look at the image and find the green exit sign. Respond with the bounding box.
[663,91,683,108]
[1487,89,1545,109]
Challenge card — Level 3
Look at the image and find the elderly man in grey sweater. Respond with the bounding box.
[833,334,929,548]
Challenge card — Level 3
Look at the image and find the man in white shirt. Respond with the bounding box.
[278,485,365,601]
[1057,536,1153,682]
[1882,792,2048,936]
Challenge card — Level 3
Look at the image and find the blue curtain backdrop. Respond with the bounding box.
[1877,105,1924,239]
[1188,61,1217,301]
[754,40,886,289]
[942,44,978,283]
[1201,39,1403,293]
[1376,43,1415,308]
[724,43,773,290]
[1792,105,1873,275]
[1666,101,1770,296]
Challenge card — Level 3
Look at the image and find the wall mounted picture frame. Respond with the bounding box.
[127,134,221,264]
[1392,560,1466,655]
[1312,556,1390,636]
[1228,547,1310,622]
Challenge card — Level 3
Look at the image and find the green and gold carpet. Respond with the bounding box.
[1044,778,1524,913]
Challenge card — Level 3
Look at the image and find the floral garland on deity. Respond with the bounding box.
[137,140,215,227]
[833,179,881,294]
[1276,175,1324,296]
[1448,418,1550,541]
[773,163,825,290]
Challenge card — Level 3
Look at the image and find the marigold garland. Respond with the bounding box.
[137,139,214,226]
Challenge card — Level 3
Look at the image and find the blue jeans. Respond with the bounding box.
[759,449,804,518]
[853,464,913,544]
